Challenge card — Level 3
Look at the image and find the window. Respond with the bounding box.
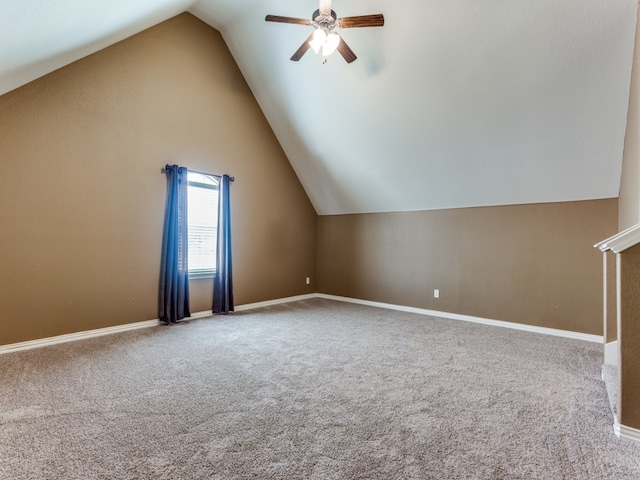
[187,171,219,278]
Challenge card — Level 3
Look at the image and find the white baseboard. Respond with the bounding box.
[0,294,317,355]
[316,294,604,343]
[0,310,217,355]
[193,294,318,316]
[0,319,159,355]
[604,340,619,366]
[615,421,640,443]
[234,293,317,312]
[0,292,603,355]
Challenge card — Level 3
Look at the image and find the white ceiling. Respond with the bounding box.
[1,0,637,215]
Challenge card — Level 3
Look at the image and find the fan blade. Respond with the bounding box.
[336,35,357,63]
[338,14,385,28]
[291,34,314,61]
[265,15,311,26]
[319,0,332,15]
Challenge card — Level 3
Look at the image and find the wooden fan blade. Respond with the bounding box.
[336,36,357,63]
[338,14,385,28]
[265,15,311,26]
[291,34,314,61]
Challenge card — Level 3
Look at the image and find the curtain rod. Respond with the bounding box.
[161,165,234,182]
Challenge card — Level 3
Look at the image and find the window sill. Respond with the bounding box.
[189,270,215,280]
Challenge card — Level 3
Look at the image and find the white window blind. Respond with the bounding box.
[187,172,219,277]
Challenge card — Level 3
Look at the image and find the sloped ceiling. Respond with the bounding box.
[1,0,637,215]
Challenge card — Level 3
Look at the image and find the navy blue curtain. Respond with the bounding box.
[213,174,234,314]
[158,164,190,324]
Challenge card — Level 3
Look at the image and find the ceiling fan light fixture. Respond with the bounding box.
[310,28,327,53]
[322,32,341,57]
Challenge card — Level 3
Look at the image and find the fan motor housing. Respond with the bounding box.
[312,9,337,22]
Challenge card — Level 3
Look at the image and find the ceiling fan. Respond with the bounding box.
[265,0,384,64]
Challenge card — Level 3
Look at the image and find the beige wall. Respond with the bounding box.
[0,13,317,345]
[618,244,640,429]
[318,200,617,335]
[619,3,640,230]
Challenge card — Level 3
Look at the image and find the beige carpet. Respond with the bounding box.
[1,298,639,479]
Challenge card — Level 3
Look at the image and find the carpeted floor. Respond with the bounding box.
[1,298,639,479]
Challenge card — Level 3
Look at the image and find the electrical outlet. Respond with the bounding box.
[306,277,310,285]
[434,289,440,298]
